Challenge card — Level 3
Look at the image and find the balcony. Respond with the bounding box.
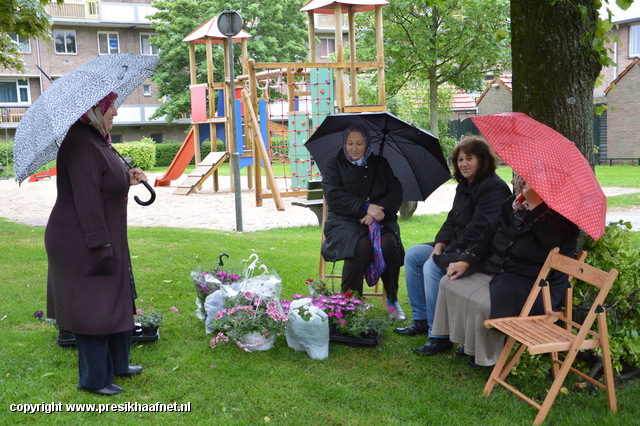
[47,1,155,25]
[0,108,27,126]
[47,1,99,20]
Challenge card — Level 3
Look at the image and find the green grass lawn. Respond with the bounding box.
[2,215,639,424]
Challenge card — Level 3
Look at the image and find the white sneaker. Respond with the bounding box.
[389,304,406,321]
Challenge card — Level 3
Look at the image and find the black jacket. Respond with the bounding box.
[433,172,511,256]
[435,196,579,318]
[321,150,403,262]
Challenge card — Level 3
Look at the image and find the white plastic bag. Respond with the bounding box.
[204,290,226,334]
[286,298,329,360]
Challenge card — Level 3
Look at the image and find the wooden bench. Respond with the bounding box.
[291,179,324,225]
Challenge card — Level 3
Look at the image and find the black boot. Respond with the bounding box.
[413,338,453,355]
[394,320,429,336]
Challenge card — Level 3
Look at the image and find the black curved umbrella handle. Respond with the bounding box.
[135,181,156,206]
[112,147,155,206]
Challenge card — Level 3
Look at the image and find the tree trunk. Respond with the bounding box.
[511,0,602,165]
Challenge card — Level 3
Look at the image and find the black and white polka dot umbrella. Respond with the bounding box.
[13,53,160,184]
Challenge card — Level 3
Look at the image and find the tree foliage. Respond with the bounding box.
[0,0,63,71]
[149,0,308,122]
[356,0,511,136]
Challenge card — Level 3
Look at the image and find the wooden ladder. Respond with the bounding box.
[173,151,229,195]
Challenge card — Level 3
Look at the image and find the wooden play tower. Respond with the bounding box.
[160,0,389,211]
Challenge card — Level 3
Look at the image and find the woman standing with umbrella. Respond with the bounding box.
[321,125,406,319]
[45,92,147,395]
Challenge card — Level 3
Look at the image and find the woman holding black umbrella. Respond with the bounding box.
[45,92,147,395]
[321,125,406,319]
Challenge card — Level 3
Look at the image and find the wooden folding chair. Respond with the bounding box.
[318,197,387,305]
[483,247,618,425]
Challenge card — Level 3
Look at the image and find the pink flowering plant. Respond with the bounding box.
[210,290,288,350]
[135,306,164,329]
[305,279,392,337]
[192,263,242,321]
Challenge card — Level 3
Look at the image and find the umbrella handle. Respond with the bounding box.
[134,181,156,206]
[111,147,156,206]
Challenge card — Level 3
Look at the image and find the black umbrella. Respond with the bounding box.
[304,112,451,201]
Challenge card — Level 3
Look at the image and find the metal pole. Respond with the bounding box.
[228,35,243,231]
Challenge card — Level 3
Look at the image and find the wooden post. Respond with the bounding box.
[307,11,316,62]
[241,38,252,189]
[188,41,201,164]
[375,5,386,107]
[334,2,345,112]
[248,59,262,206]
[242,89,284,211]
[348,8,357,105]
[205,39,218,190]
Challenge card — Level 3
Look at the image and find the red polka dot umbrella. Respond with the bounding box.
[469,112,606,241]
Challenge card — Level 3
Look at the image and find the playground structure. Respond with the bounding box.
[154,0,390,211]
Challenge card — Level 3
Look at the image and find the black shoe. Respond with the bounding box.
[394,320,429,336]
[413,338,453,356]
[454,344,467,357]
[77,383,123,396]
[116,365,143,377]
[467,357,491,368]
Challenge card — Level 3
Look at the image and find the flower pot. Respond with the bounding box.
[236,331,276,352]
[141,327,158,336]
[329,330,382,347]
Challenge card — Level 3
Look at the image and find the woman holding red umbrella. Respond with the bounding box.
[45,92,147,395]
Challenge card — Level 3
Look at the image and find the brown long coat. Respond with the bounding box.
[45,121,135,335]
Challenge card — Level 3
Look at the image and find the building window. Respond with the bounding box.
[9,33,31,53]
[143,84,152,96]
[98,32,119,55]
[0,79,30,104]
[630,24,640,57]
[319,38,335,58]
[150,133,163,143]
[111,134,122,144]
[140,34,159,56]
[54,30,76,54]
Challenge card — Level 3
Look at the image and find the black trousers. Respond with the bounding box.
[75,330,132,389]
[341,232,402,302]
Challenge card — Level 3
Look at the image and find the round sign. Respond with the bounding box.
[217,10,243,37]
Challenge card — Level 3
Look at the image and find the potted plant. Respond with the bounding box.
[191,263,241,323]
[210,290,288,352]
[135,307,163,335]
[305,279,393,347]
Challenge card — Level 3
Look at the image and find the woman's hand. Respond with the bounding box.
[430,242,448,258]
[127,168,147,186]
[366,203,385,222]
[446,262,469,280]
[359,214,374,226]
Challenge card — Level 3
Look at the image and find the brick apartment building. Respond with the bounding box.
[0,0,190,144]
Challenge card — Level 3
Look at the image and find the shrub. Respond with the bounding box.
[154,139,227,167]
[578,220,640,372]
[155,142,181,167]
[0,140,14,167]
[113,138,156,170]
